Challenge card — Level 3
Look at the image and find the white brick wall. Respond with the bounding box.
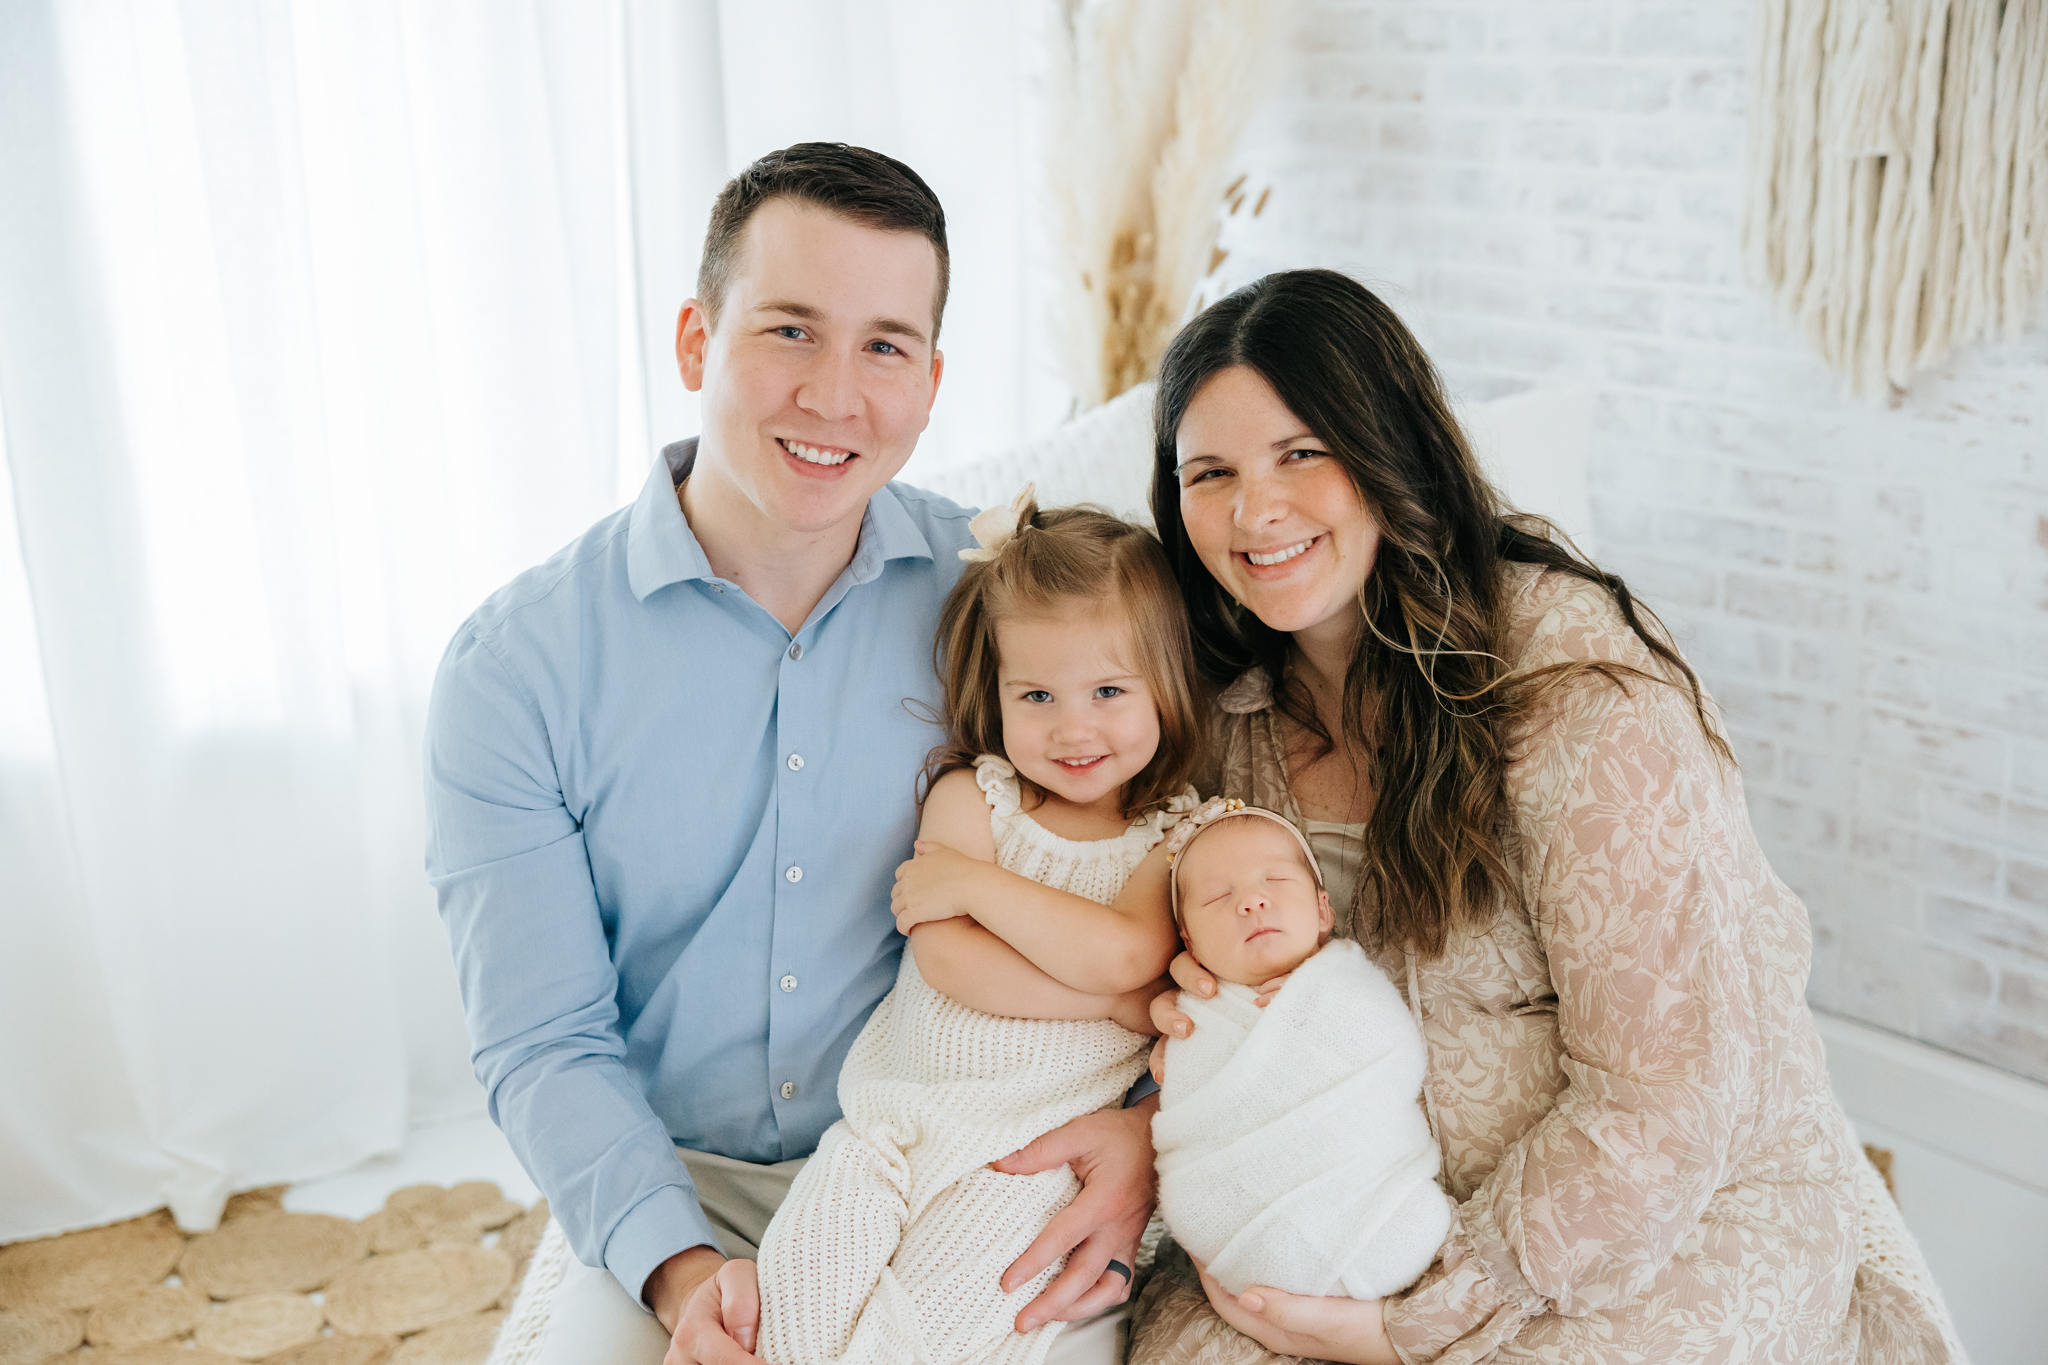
[1218,0,2048,1082]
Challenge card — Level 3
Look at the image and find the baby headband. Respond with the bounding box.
[1164,797,1325,925]
[958,483,1036,563]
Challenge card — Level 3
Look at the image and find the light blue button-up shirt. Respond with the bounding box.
[424,439,975,1300]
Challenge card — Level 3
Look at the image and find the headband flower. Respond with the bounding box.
[1163,797,1246,863]
[958,483,1035,563]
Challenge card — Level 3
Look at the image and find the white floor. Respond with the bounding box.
[282,1113,538,1221]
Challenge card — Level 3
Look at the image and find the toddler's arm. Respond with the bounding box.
[894,769,1179,995]
[908,919,1163,1032]
[900,769,1164,1021]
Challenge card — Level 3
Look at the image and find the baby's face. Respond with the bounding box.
[1174,817,1333,987]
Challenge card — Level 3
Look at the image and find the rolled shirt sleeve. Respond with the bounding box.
[1385,680,1755,1363]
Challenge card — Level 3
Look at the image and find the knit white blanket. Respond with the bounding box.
[1152,938,1452,1299]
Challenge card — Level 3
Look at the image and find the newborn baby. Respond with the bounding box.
[1150,801,1452,1299]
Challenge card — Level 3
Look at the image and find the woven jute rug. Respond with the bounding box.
[0,1185,549,1365]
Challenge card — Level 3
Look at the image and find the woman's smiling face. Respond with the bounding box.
[1174,365,1379,639]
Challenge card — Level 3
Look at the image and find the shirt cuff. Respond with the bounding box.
[603,1182,724,1307]
[1124,1071,1160,1105]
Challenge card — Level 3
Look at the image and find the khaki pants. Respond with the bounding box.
[531,1147,1130,1365]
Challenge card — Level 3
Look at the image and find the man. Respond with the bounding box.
[425,144,1159,1365]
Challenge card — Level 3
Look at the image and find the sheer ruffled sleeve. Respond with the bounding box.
[1384,673,1757,1364]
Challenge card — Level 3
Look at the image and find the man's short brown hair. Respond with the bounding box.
[697,142,950,343]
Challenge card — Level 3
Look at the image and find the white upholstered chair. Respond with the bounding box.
[912,382,1597,558]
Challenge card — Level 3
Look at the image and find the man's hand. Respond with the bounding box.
[891,840,991,934]
[1192,1256,1398,1365]
[990,1100,1159,1333]
[645,1247,765,1365]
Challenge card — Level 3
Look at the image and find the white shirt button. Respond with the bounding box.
[780,974,798,993]
[785,865,803,883]
[780,1081,796,1100]
[788,641,803,660]
[787,753,804,771]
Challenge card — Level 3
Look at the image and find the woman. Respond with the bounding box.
[1128,270,1962,1365]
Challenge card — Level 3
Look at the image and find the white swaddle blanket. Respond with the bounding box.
[1152,937,1452,1299]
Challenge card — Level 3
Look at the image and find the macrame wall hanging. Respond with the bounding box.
[1744,0,2048,402]
[1048,0,1293,410]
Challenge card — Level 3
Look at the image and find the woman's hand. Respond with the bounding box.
[1191,1257,1398,1365]
[1148,952,1220,1083]
[1144,956,1290,1082]
[1148,950,1217,1040]
[891,840,992,933]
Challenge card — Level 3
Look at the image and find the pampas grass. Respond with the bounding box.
[1744,0,2048,402]
[1048,0,1293,409]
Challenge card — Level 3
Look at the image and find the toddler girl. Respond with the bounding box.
[753,490,1201,1365]
[1150,800,1451,1301]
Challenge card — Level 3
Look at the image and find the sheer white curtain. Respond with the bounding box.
[0,0,1052,1242]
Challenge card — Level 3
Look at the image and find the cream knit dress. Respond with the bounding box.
[755,755,1195,1365]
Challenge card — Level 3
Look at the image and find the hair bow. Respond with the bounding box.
[958,483,1035,563]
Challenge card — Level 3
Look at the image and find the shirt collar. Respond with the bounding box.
[626,437,937,601]
[847,473,937,585]
[1217,667,1277,714]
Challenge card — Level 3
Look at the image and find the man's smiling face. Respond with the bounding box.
[678,197,944,537]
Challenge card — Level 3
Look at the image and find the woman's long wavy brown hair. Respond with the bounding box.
[1151,269,1730,957]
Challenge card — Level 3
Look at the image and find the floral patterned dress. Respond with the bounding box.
[1129,566,1965,1365]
